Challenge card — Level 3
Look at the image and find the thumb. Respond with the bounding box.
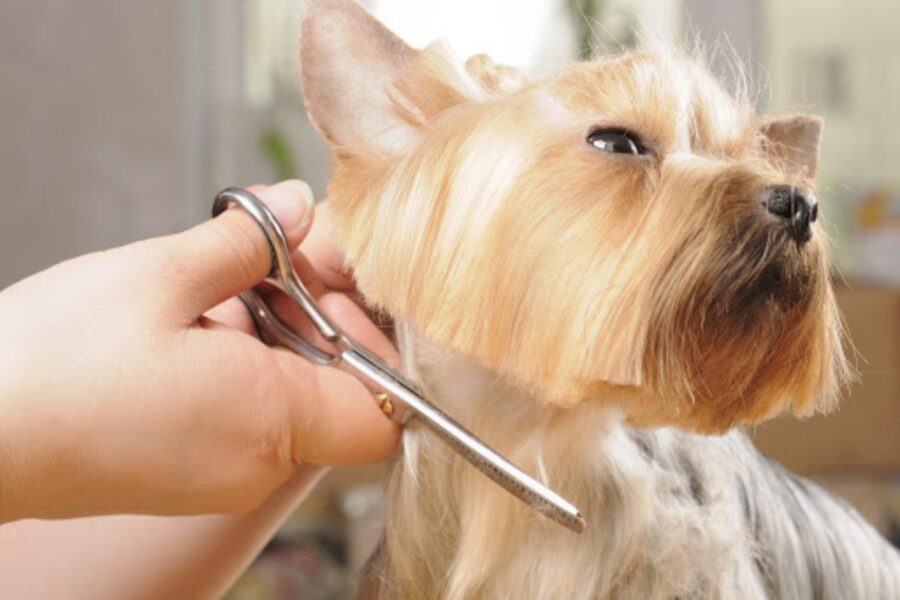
[166,180,315,318]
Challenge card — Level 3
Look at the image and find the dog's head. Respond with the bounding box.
[300,0,850,432]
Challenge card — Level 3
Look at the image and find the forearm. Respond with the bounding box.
[0,465,328,599]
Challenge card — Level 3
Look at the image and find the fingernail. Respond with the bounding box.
[261,180,315,233]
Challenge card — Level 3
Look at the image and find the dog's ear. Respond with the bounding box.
[760,114,824,179]
[300,0,420,153]
[301,0,523,156]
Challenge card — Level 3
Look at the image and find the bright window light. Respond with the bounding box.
[370,0,577,74]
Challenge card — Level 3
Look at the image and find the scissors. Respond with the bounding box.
[213,187,585,533]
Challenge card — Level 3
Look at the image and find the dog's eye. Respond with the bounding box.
[587,128,647,155]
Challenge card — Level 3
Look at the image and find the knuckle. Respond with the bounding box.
[272,352,322,463]
[250,355,305,467]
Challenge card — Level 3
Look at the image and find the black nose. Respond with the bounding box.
[763,185,818,244]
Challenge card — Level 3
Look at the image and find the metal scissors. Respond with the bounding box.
[212,187,585,533]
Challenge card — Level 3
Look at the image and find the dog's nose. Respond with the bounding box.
[763,185,818,244]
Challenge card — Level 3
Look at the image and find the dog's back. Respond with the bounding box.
[737,450,900,599]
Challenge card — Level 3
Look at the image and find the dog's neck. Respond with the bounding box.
[397,321,613,443]
[363,324,900,599]
[377,323,759,599]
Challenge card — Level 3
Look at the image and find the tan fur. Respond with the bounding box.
[365,328,771,599]
[298,1,867,597]
[301,1,849,433]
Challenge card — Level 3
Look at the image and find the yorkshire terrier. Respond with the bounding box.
[299,1,900,597]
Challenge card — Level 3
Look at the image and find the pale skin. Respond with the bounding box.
[0,180,400,597]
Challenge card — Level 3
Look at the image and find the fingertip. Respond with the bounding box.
[280,179,314,201]
[253,181,316,249]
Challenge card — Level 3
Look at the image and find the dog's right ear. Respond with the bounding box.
[759,114,824,180]
[300,0,423,154]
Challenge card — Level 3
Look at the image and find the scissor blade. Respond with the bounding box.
[340,348,586,533]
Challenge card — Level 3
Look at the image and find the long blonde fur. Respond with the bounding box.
[296,2,894,598]
[305,26,848,431]
[361,327,897,598]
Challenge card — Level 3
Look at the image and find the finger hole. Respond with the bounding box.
[256,283,339,357]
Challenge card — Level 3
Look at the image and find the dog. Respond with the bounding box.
[298,1,900,597]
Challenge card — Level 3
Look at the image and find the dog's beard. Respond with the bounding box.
[636,198,833,430]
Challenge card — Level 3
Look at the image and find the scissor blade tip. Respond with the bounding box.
[571,513,587,534]
[551,509,586,533]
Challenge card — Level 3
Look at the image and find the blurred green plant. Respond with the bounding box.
[569,0,639,59]
[572,0,600,60]
[259,129,299,181]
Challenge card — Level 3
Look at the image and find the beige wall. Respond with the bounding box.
[0,1,197,288]
[765,0,900,185]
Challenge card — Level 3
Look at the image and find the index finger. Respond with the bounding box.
[297,202,356,292]
[157,181,316,321]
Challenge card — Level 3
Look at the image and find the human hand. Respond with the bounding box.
[0,180,400,523]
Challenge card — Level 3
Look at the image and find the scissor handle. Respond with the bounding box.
[213,187,341,343]
[238,289,339,367]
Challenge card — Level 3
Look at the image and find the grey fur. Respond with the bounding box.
[628,428,900,599]
[359,330,900,599]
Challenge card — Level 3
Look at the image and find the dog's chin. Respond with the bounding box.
[747,262,789,305]
[599,241,831,432]
[740,259,813,320]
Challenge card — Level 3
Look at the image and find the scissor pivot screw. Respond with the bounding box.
[374,392,394,417]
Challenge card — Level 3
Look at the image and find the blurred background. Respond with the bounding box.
[1,0,897,597]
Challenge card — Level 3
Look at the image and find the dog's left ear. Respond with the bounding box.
[300,0,420,154]
[301,0,509,156]
[759,114,824,179]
